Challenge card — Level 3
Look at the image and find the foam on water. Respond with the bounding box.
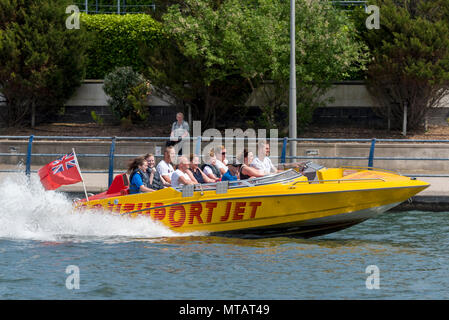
[0,171,197,242]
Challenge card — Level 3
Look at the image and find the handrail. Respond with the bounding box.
[290,178,386,186]
[2,135,449,183]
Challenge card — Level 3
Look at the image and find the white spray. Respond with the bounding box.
[0,171,197,242]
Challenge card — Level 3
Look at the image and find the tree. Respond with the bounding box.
[355,0,449,131]
[103,66,152,126]
[143,0,367,131]
[0,0,89,127]
[263,0,368,132]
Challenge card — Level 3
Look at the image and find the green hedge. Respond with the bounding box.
[81,13,164,79]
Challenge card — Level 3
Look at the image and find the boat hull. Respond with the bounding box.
[76,169,429,238]
[212,201,402,238]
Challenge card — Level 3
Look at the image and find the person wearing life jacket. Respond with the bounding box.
[201,150,221,182]
[144,153,167,190]
[187,154,215,184]
[221,162,240,182]
[128,157,155,194]
[237,149,265,180]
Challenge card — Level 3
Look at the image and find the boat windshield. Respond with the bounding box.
[175,169,302,193]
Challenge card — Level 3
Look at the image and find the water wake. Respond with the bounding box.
[0,171,190,242]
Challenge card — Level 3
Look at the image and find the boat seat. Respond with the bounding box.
[106,173,130,195]
[316,168,343,182]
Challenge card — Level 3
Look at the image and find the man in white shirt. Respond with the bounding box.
[156,146,176,184]
[250,141,277,175]
[171,156,195,188]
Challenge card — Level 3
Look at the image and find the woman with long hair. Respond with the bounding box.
[127,156,154,194]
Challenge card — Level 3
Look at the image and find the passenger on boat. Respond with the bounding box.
[221,162,241,181]
[171,156,195,188]
[128,157,155,194]
[213,146,228,175]
[156,146,176,184]
[216,145,228,165]
[187,154,215,184]
[250,141,277,175]
[144,153,167,190]
[201,150,221,182]
[237,149,265,179]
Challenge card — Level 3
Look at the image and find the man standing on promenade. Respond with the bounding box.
[170,112,190,155]
[156,146,176,185]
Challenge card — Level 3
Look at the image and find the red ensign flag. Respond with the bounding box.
[38,152,83,190]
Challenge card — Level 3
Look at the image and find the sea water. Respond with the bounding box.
[0,172,448,299]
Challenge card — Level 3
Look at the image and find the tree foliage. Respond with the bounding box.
[354,0,449,130]
[81,13,163,79]
[103,66,152,125]
[143,0,367,131]
[0,0,90,127]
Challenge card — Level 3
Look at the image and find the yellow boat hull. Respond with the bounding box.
[75,168,429,238]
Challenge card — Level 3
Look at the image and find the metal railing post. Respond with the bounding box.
[108,137,116,187]
[117,0,120,14]
[25,135,34,177]
[368,138,376,168]
[281,137,288,163]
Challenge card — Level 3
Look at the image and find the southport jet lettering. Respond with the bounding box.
[80,201,263,228]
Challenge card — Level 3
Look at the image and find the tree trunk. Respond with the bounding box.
[31,102,36,128]
[402,102,407,136]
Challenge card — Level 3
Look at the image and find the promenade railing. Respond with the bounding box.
[74,1,367,15]
[1,135,449,188]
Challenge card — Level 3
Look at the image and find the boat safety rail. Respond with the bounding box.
[290,177,387,186]
[177,169,302,195]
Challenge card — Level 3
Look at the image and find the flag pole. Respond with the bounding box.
[72,148,89,200]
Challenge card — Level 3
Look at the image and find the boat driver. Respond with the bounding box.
[250,141,277,175]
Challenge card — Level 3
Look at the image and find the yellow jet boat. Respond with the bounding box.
[75,165,429,238]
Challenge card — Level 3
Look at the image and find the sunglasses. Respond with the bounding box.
[221,152,226,155]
